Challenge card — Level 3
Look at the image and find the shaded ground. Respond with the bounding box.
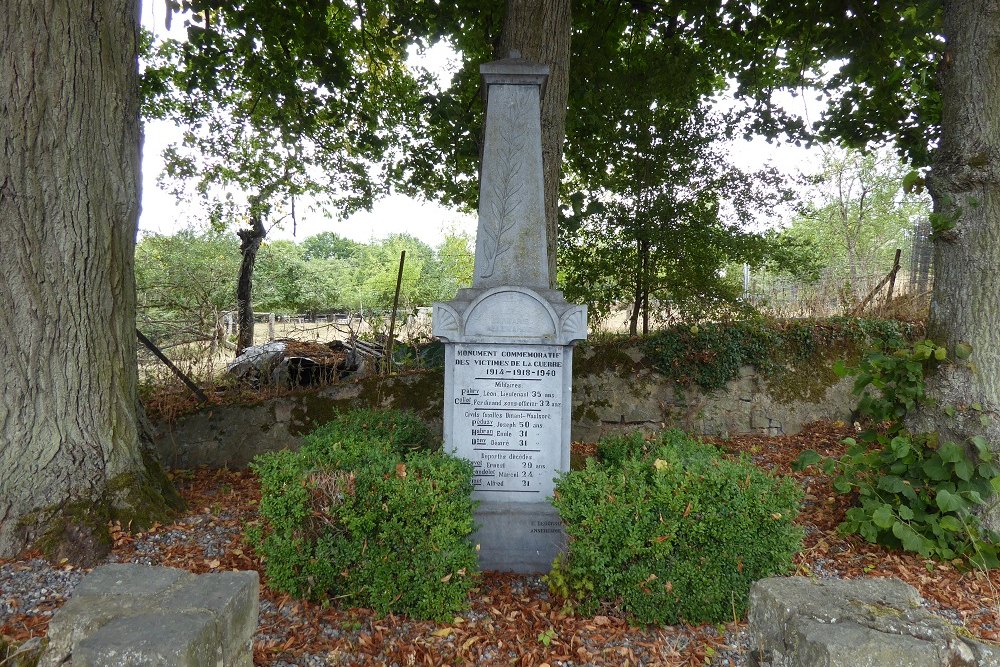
[1,422,997,665]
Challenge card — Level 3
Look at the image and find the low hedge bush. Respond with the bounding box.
[248,409,478,621]
[549,430,803,624]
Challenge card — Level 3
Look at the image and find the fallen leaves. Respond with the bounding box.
[1,423,997,664]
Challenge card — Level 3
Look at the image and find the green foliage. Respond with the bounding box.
[796,341,1000,568]
[137,228,474,320]
[776,148,930,293]
[643,317,913,391]
[549,430,802,624]
[143,1,424,220]
[248,409,478,621]
[135,228,239,350]
[558,96,800,327]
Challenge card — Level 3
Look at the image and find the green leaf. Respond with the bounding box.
[902,170,924,193]
[794,450,822,469]
[944,405,957,418]
[832,359,848,377]
[877,475,906,493]
[955,342,973,360]
[939,515,963,532]
[991,476,1000,494]
[872,505,895,529]
[954,459,974,481]
[892,521,929,554]
[898,505,914,520]
[972,402,983,412]
[938,442,964,464]
[934,346,947,361]
[922,457,949,481]
[935,489,965,513]
[972,435,989,455]
[833,478,854,493]
[889,436,911,458]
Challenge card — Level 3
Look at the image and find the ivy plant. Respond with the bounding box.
[796,340,1000,568]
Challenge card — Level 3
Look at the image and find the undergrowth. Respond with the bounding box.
[548,430,803,625]
[642,317,914,391]
[796,340,1000,568]
[247,409,479,621]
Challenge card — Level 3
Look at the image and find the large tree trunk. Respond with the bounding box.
[498,0,572,287]
[235,213,267,355]
[920,0,1000,530]
[0,0,178,562]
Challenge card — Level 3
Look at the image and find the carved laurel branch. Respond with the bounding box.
[481,93,527,279]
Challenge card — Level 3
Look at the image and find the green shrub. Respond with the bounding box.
[248,409,479,621]
[642,317,914,391]
[796,340,1000,567]
[549,430,802,624]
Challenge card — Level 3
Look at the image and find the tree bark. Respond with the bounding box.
[498,0,571,287]
[919,0,1000,530]
[0,0,177,561]
[236,213,267,355]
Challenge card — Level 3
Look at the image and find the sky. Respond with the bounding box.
[138,4,822,247]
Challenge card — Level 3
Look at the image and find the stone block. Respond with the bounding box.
[41,565,259,667]
[160,571,259,659]
[749,576,999,667]
[74,611,220,667]
[73,563,194,599]
[471,501,565,573]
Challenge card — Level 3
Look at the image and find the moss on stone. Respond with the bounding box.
[573,339,644,379]
[288,369,445,438]
[0,636,45,667]
[764,346,849,403]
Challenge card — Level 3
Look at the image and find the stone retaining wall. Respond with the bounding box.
[152,341,856,469]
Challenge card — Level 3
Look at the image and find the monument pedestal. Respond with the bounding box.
[471,502,565,572]
[435,287,586,573]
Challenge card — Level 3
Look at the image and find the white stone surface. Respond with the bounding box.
[433,55,587,573]
[446,343,570,501]
[473,82,548,289]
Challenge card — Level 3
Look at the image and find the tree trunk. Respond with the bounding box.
[236,213,267,355]
[498,0,571,287]
[919,0,1000,531]
[629,238,642,336]
[0,0,178,562]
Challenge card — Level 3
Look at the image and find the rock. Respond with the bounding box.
[748,576,1000,667]
[226,341,288,384]
[40,564,258,667]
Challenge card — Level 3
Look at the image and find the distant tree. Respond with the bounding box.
[300,232,363,262]
[560,90,796,332]
[135,229,240,353]
[432,231,476,301]
[780,149,930,299]
[143,1,425,352]
[354,234,438,312]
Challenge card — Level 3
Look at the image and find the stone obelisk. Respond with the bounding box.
[433,53,587,573]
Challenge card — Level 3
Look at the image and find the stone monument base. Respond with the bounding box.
[472,501,565,573]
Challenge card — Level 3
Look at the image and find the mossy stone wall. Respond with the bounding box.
[152,337,867,469]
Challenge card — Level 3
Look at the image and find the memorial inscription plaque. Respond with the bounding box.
[449,344,568,500]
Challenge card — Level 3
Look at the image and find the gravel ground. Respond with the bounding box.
[3,424,998,665]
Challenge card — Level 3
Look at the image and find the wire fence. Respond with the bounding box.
[747,223,935,319]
